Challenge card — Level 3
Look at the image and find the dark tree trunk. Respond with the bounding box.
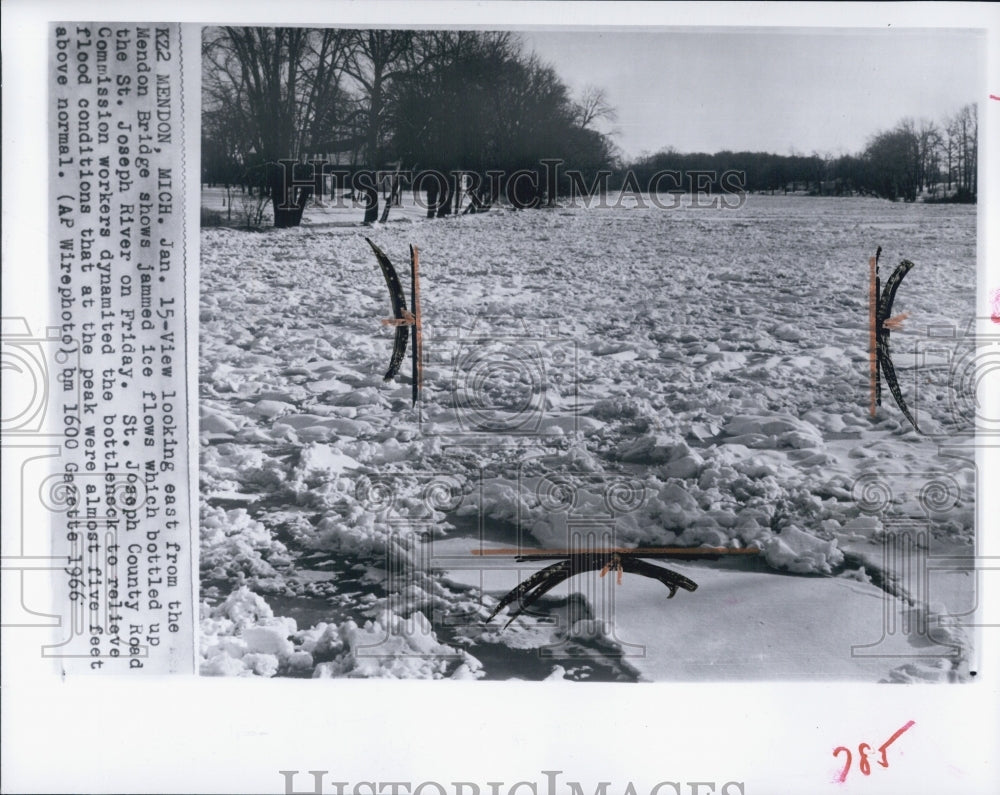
[436,182,454,217]
[363,77,383,224]
[426,182,438,219]
[363,185,379,224]
[314,163,325,200]
[270,161,314,228]
[437,172,459,218]
[379,172,402,223]
[272,183,313,228]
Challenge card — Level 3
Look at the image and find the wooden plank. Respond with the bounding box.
[471,546,761,558]
[410,244,423,405]
[869,253,878,416]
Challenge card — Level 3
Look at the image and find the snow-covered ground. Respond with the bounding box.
[199,191,977,681]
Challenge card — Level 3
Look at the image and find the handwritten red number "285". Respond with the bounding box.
[833,721,915,783]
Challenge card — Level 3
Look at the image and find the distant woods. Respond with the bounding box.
[201,27,617,227]
[624,104,978,203]
[202,27,978,230]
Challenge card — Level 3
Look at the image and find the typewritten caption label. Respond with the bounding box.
[50,22,193,672]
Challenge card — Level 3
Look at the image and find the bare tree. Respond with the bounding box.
[942,104,978,200]
[863,123,919,201]
[202,27,352,226]
[914,119,941,194]
[574,84,618,130]
[341,30,420,223]
[958,103,978,198]
[914,118,941,194]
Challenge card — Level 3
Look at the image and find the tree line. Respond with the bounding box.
[620,104,978,203]
[203,27,978,228]
[202,27,617,227]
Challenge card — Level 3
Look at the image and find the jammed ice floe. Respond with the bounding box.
[199,195,976,681]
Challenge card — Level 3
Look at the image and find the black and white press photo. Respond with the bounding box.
[4,3,1000,794]
[196,25,984,682]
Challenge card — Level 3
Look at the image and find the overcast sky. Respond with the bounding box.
[520,28,985,160]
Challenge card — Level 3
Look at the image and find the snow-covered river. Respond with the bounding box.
[198,194,977,681]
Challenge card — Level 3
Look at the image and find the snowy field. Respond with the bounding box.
[198,191,977,681]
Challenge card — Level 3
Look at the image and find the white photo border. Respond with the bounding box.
[2,2,998,794]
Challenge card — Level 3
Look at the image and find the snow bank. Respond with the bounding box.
[201,586,482,679]
[762,525,844,573]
